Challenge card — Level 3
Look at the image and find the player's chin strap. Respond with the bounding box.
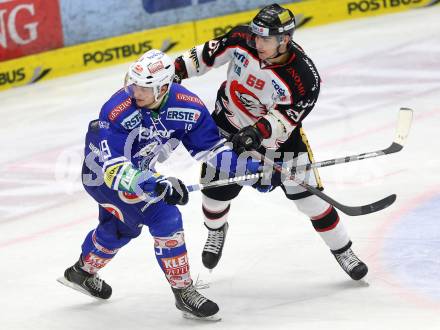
[187,108,414,216]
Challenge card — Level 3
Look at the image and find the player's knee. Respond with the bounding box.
[294,195,330,218]
[294,196,341,233]
[95,220,141,249]
[149,207,183,237]
[153,230,186,250]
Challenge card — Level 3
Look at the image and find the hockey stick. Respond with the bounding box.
[187,108,413,193]
[187,172,262,192]
[187,169,396,215]
[290,107,413,173]
[187,108,413,216]
[247,149,396,216]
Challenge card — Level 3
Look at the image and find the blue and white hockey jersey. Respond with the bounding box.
[83,83,238,195]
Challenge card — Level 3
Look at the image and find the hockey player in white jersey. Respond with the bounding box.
[174,4,368,281]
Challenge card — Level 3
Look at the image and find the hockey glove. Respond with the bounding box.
[252,177,274,193]
[231,119,271,154]
[213,148,262,177]
[251,168,282,193]
[155,177,189,205]
[173,56,188,84]
[231,125,262,155]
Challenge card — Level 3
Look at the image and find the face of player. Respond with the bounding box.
[129,84,169,109]
[254,35,289,62]
[130,85,156,108]
[255,35,281,60]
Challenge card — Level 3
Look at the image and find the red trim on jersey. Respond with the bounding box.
[256,121,271,139]
[263,52,297,69]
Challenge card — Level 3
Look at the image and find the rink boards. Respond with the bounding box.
[0,0,438,92]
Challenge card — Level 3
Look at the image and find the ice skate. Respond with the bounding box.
[332,241,368,280]
[57,259,112,300]
[202,222,228,269]
[172,283,220,321]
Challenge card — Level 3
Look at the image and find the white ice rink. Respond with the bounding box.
[1,7,440,329]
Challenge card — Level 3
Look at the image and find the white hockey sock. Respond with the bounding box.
[202,195,231,230]
[294,195,350,251]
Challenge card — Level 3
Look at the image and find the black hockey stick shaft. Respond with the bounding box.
[187,161,397,215]
[188,108,412,215]
[292,107,413,173]
[187,150,397,216]
[244,108,413,215]
[248,149,397,216]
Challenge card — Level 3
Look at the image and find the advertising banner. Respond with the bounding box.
[194,0,438,42]
[0,22,194,91]
[0,0,63,61]
[59,0,295,46]
[1,0,438,92]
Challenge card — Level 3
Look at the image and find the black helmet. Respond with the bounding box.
[250,4,296,37]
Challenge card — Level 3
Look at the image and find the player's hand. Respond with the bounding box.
[252,178,274,193]
[251,163,282,193]
[155,177,189,205]
[173,56,188,84]
[173,74,183,84]
[231,125,263,154]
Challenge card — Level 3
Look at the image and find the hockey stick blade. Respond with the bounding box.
[358,194,397,216]
[302,182,396,216]
[337,194,396,216]
[379,107,413,155]
[391,107,413,149]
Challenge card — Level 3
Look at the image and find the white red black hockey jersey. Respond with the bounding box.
[176,25,321,149]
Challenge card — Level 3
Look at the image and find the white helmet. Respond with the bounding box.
[125,49,175,101]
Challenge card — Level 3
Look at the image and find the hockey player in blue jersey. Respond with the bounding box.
[57,49,261,321]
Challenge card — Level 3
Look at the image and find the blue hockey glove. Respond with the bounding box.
[211,147,261,177]
[138,172,188,205]
[252,177,274,193]
[155,177,189,205]
[251,163,282,193]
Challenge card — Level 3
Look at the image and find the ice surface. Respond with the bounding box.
[1,7,440,330]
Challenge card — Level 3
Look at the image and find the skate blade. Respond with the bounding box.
[182,311,222,322]
[56,277,106,301]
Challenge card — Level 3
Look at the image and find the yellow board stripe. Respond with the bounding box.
[0,0,434,92]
